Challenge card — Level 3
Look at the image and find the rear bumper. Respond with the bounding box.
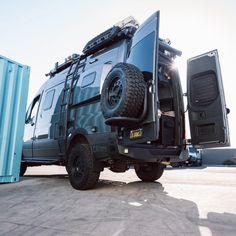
[118,144,188,162]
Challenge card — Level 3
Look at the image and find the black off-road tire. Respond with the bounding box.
[67,144,100,190]
[101,63,145,119]
[20,162,27,176]
[134,163,165,182]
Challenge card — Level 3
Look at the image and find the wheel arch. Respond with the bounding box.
[67,128,89,153]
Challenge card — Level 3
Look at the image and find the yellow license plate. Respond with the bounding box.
[130,129,142,139]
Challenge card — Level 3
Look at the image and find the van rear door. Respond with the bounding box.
[187,50,230,148]
[124,11,160,144]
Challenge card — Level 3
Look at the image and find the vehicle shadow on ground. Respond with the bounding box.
[23,174,68,178]
[20,174,68,182]
[199,212,236,236]
[1,177,236,235]
[95,180,236,235]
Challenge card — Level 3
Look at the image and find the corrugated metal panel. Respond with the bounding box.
[0,55,30,183]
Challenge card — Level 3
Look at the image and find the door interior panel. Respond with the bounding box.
[190,71,218,105]
[187,50,230,147]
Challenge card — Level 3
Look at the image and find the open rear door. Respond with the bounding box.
[122,11,160,144]
[187,50,230,148]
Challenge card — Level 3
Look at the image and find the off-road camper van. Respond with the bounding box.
[22,12,230,190]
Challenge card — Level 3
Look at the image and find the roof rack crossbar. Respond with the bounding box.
[46,53,81,77]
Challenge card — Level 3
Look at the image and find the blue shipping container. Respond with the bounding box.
[0,55,30,183]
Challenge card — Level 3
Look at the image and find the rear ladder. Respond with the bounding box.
[58,56,86,156]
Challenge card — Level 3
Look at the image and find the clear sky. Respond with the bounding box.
[0,0,235,146]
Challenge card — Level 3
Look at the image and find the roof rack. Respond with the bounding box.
[83,16,139,56]
[46,53,81,77]
[114,16,139,29]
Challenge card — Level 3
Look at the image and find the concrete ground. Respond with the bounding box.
[0,166,236,236]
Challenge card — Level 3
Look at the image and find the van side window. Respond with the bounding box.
[81,72,96,88]
[26,95,40,124]
[43,89,55,110]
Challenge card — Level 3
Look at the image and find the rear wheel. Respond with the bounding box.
[67,143,100,190]
[134,163,165,182]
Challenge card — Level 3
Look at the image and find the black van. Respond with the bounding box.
[21,12,230,190]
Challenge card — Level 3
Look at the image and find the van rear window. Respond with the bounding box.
[127,31,155,77]
[43,89,55,110]
[81,72,96,88]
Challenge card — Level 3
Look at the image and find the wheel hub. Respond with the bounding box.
[72,157,84,178]
[108,78,123,107]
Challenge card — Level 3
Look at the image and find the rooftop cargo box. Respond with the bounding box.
[0,55,30,183]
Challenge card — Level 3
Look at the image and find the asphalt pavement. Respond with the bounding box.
[0,166,236,236]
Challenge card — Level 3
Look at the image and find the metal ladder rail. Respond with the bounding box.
[59,58,87,156]
[67,61,86,110]
[58,58,81,155]
[65,61,85,136]
[60,60,79,114]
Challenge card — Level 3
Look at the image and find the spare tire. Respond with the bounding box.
[101,63,145,119]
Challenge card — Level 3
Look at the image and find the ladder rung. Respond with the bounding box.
[58,58,85,141]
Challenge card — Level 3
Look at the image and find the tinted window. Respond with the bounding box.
[43,89,55,110]
[127,32,155,76]
[81,72,96,88]
[190,71,218,106]
[26,95,40,123]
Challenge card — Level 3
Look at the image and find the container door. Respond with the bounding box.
[187,50,230,148]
